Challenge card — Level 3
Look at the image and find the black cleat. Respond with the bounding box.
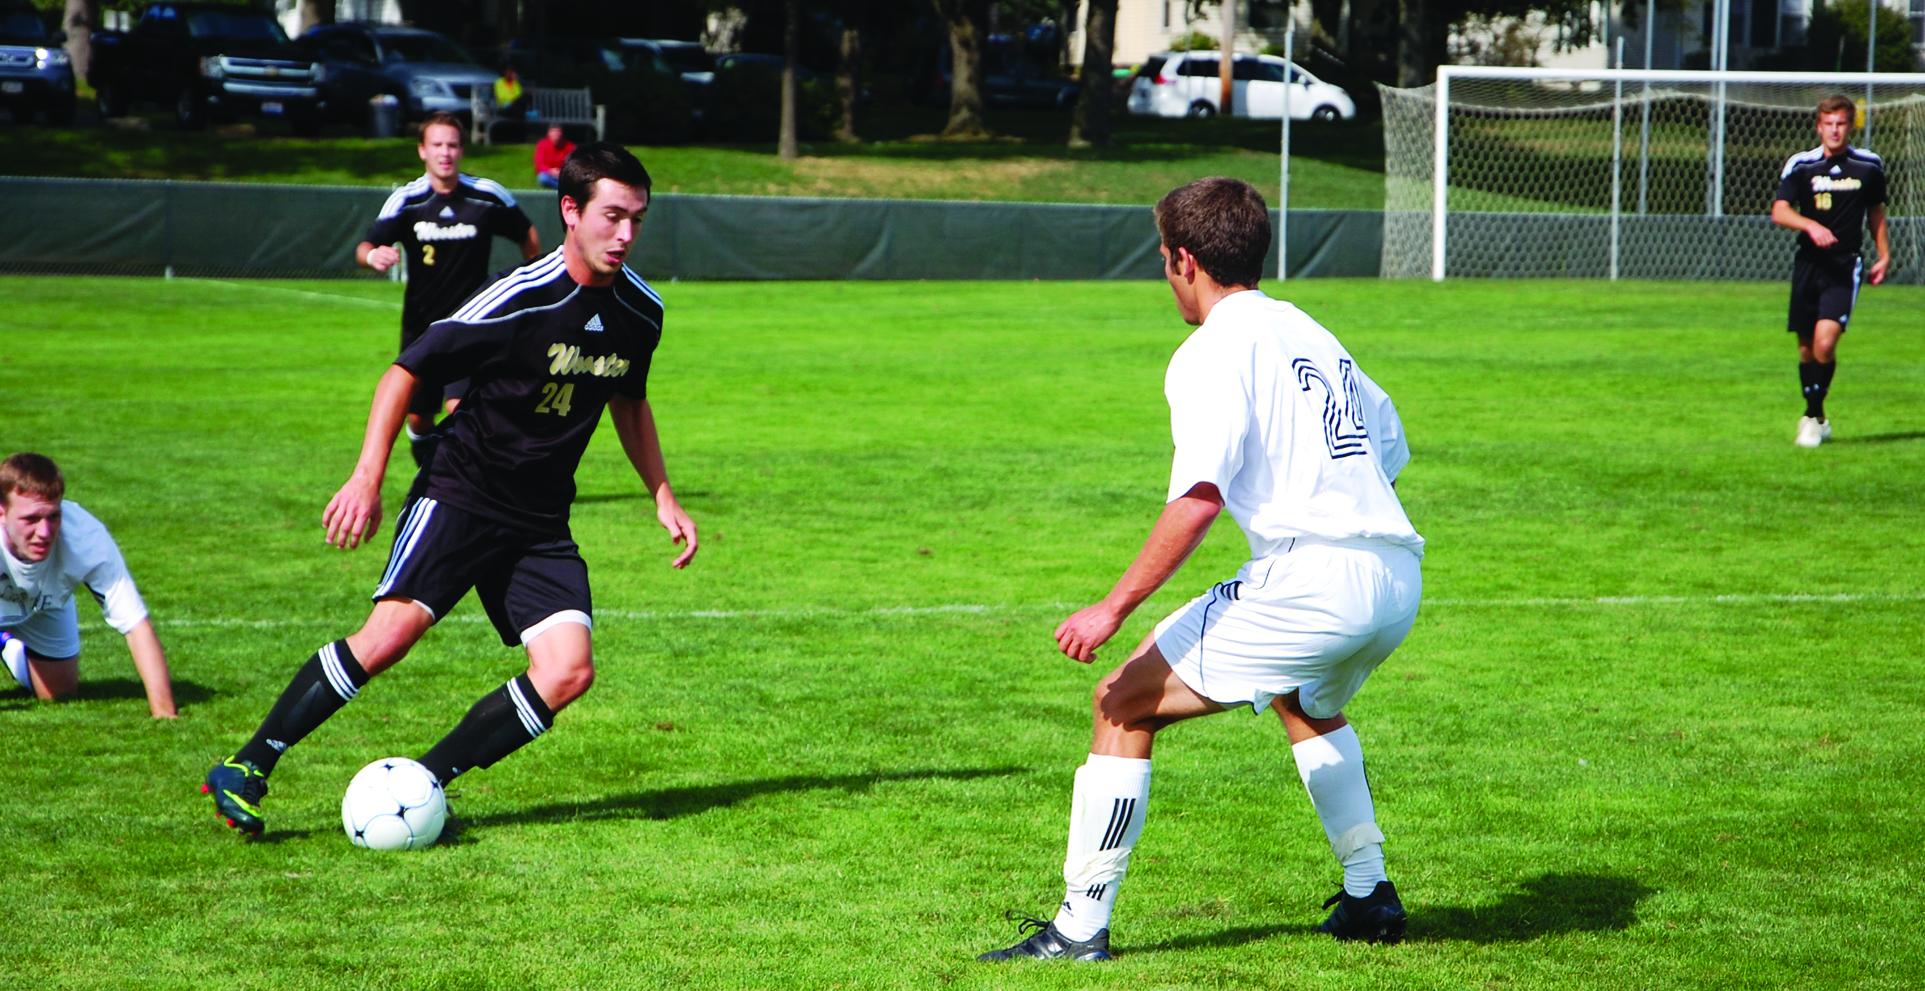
[977,915,1112,962]
[1318,880,1407,944]
[202,756,269,835]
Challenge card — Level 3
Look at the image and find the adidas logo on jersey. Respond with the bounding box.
[439,206,455,218]
[584,314,605,333]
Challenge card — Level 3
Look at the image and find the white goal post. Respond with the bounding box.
[1383,66,1925,282]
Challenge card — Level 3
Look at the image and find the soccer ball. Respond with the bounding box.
[341,757,446,850]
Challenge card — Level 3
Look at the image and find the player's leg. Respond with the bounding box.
[3,599,82,699]
[416,537,593,786]
[206,497,481,833]
[1789,263,1828,446]
[983,597,1230,963]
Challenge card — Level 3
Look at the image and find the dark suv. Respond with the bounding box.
[304,24,495,121]
[90,2,324,131]
[0,4,75,124]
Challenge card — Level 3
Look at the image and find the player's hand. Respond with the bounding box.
[322,475,384,550]
[366,245,401,272]
[1871,256,1890,285]
[656,498,698,568]
[1055,601,1125,664]
[1807,224,1839,248]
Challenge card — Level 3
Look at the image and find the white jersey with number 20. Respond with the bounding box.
[1164,290,1423,560]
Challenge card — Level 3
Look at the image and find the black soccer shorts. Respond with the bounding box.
[1787,251,1863,335]
[372,496,592,647]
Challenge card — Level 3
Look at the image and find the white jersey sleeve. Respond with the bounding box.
[1165,334,1254,502]
[1356,367,1409,483]
[60,503,148,635]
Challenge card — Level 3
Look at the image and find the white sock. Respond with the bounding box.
[1292,724,1389,898]
[1053,753,1151,941]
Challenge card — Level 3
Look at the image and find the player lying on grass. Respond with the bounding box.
[979,178,1425,962]
[204,143,698,836]
[357,111,542,467]
[1771,94,1889,449]
[0,452,177,718]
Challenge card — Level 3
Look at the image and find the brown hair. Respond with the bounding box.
[419,111,465,144]
[0,452,63,507]
[1817,94,1855,121]
[1154,177,1272,288]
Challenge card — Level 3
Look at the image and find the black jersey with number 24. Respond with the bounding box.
[365,174,535,334]
[1775,145,1887,256]
[396,250,664,533]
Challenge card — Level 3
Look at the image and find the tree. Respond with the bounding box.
[835,21,861,142]
[61,0,95,81]
[1805,0,1915,72]
[928,0,992,139]
[779,0,800,159]
[1068,0,1119,147]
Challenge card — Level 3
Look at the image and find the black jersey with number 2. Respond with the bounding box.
[396,250,664,533]
[1775,145,1887,256]
[365,173,535,334]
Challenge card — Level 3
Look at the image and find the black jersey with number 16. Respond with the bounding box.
[396,250,664,533]
[1775,145,1887,256]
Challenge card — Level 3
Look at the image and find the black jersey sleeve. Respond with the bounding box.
[491,203,534,244]
[1776,169,1801,205]
[1868,166,1889,208]
[613,351,653,400]
[365,213,409,246]
[396,316,515,385]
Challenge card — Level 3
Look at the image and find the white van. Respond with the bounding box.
[1127,51,1355,122]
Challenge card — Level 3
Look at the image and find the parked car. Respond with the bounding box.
[90,2,325,131]
[507,36,671,81]
[626,38,712,86]
[0,3,74,124]
[1128,51,1355,122]
[923,33,1078,110]
[304,23,494,121]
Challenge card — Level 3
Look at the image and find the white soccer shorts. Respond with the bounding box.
[1154,540,1421,720]
[0,597,83,661]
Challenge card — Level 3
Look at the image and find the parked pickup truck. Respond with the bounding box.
[90,2,325,132]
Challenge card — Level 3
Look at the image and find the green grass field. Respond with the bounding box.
[2,275,1922,989]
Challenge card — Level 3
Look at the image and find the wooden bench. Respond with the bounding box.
[470,86,606,146]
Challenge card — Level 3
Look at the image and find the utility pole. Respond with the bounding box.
[1218,0,1236,116]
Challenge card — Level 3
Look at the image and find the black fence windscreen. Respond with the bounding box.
[0,177,1383,281]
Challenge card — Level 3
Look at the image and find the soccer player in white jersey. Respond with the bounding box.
[979,177,1424,962]
[0,453,177,718]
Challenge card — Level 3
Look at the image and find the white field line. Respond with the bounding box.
[150,591,1924,630]
[185,278,402,310]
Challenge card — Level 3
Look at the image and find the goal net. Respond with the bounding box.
[1379,67,1925,282]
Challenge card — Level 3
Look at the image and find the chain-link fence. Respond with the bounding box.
[1381,69,1925,282]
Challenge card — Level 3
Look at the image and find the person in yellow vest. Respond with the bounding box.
[493,67,527,124]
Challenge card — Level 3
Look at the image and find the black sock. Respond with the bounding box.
[235,640,368,774]
[418,673,555,784]
[1811,361,1836,420]
[1799,362,1819,417]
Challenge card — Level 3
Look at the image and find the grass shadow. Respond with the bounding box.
[1,678,216,707]
[465,766,1025,829]
[1126,922,1317,954]
[1413,872,1656,943]
[1828,431,1925,445]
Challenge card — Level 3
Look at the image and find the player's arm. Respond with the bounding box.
[1869,203,1890,284]
[608,394,698,568]
[322,364,417,550]
[1770,198,1837,248]
[122,618,176,718]
[356,241,402,273]
[519,226,542,260]
[1054,482,1223,664]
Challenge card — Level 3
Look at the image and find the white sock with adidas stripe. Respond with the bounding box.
[1053,754,1151,941]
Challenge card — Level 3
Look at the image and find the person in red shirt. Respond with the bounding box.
[535,125,576,189]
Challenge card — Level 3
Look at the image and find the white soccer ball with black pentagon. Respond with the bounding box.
[341,757,446,850]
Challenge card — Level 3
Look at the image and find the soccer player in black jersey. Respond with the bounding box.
[358,111,543,465]
[203,143,698,836]
[1772,94,1890,448]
